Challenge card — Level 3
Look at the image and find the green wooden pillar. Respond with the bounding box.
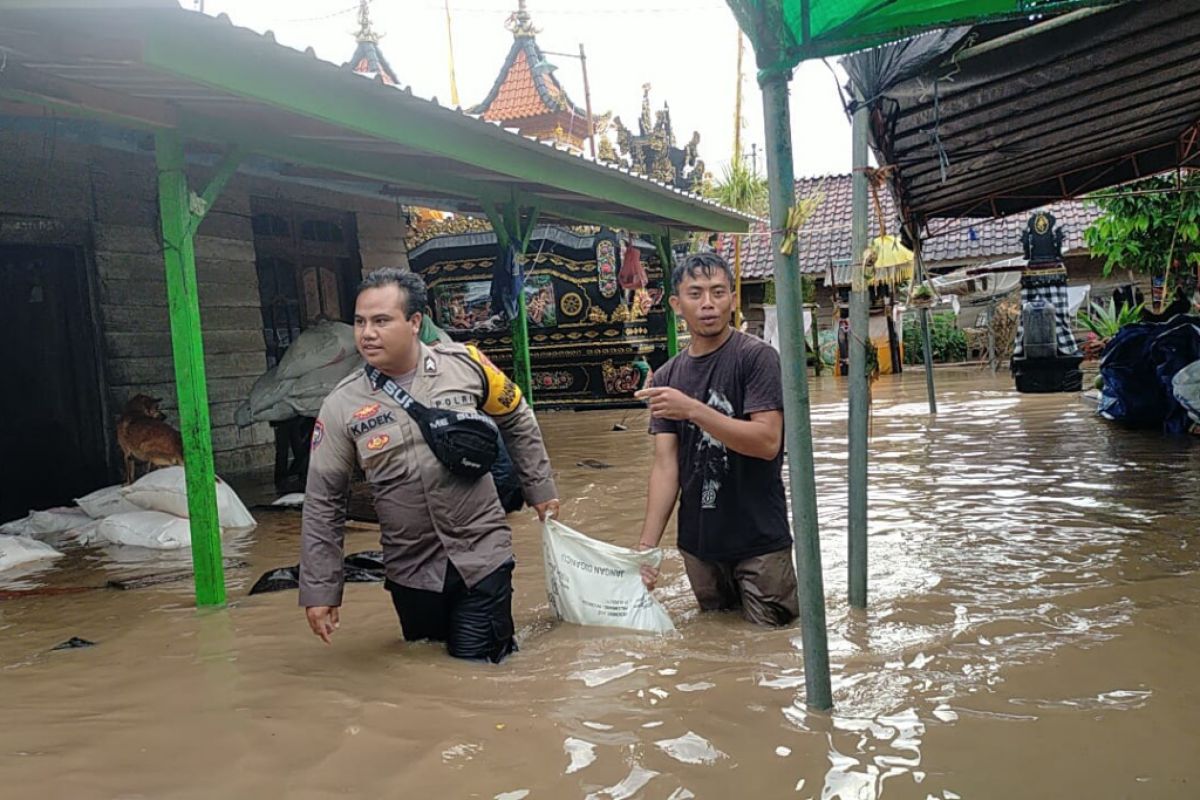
[847,95,870,610]
[654,232,679,358]
[760,67,833,711]
[154,129,225,607]
[484,202,538,404]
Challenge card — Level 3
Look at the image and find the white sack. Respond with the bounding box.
[95,511,193,550]
[542,519,675,634]
[0,507,92,537]
[272,493,305,507]
[287,354,363,417]
[1174,359,1200,425]
[121,467,257,529]
[274,320,357,381]
[0,535,64,572]
[75,484,141,519]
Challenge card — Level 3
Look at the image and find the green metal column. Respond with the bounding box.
[847,97,870,610]
[154,129,225,608]
[915,243,938,414]
[655,232,679,358]
[760,68,832,711]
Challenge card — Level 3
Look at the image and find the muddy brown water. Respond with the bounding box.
[3,369,1199,799]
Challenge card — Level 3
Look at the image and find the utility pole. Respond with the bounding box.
[847,94,870,610]
[579,44,596,159]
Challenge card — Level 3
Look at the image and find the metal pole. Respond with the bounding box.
[811,296,822,376]
[154,129,225,608]
[579,44,596,160]
[656,232,679,358]
[733,235,743,329]
[914,242,938,414]
[760,68,832,712]
[847,97,869,610]
[987,294,998,373]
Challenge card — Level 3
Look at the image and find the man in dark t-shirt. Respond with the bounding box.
[634,252,799,626]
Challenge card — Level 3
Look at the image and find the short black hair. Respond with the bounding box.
[671,251,735,295]
[358,268,426,318]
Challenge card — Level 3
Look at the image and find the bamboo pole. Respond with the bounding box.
[847,98,869,610]
[154,129,225,607]
[760,68,832,712]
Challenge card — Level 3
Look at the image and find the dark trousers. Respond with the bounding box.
[682,548,799,627]
[386,560,517,663]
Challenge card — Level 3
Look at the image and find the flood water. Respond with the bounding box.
[3,369,1199,799]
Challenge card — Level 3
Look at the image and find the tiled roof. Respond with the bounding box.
[920,200,1101,263]
[721,174,1100,281]
[718,173,900,279]
[468,36,587,122]
[348,40,397,86]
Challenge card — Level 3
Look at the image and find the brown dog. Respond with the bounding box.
[116,395,184,485]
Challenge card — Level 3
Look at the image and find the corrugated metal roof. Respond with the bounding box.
[0,5,751,234]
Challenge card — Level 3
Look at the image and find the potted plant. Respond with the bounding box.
[1078,298,1143,359]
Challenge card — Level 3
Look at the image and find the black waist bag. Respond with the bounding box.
[366,366,499,479]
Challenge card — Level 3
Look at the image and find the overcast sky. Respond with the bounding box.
[191,0,852,179]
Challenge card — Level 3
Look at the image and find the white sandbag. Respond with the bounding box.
[239,365,297,425]
[95,511,192,550]
[0,507,93,538]
[542,519,674,634]
[0,535,64,572]
[274,320,357,381]
[121,467,257,529]
[75,484,141,519]
[1174,359,1200,425]
[272,493,305,507]
[287,354,363,417]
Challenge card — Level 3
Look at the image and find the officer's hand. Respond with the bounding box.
[306,606,340,644]
[533,498,560,522]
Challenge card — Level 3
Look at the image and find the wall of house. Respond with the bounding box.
[0,126,408,480]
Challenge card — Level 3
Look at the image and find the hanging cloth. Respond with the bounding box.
[618,238,648,290]
[489,244,523,321]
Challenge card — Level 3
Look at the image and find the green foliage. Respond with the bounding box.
[1078,299,1143,339]
[902,311,967,364]
[1084,174,1200,278]
[704,159,769,218]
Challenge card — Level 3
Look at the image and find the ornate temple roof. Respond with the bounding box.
[602,84,703,192]
[346,0,397,86]
[468,2,589,133]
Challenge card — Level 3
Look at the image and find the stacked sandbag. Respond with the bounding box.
[0,535,63,573]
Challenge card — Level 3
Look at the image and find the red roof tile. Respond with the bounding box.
[721,174,1100,281]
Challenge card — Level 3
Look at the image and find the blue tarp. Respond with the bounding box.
[1098,315,1200,434]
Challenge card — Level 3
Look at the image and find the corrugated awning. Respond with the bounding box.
[0,3,751,235]
[843,0,1200,224]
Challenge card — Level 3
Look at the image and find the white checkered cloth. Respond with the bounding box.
[1012,283,1079,358]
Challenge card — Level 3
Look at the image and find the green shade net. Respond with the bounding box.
[760,0,1118,61]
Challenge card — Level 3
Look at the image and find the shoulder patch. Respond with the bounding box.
[465,344,523,415]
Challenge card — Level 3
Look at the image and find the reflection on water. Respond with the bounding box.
[2,369,1199,798]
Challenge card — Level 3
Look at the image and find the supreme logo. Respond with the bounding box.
[352,403,381,420]
[350,411,396,437]
[365,434,390,451]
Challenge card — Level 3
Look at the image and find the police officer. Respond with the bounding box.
[300,269,558,662]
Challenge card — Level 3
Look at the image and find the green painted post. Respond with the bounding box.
[655,233,679,358]
[848,96,870,610]
[483,202,534,404]
[154,129,225,607]
[760,67,833,711]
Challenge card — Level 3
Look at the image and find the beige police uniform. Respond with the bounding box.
[299,340,556,610]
